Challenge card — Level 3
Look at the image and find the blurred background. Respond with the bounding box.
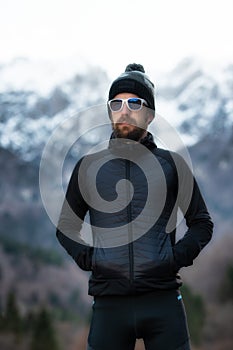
[0,0,233,349]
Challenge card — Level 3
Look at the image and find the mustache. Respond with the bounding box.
[115,116,137,125]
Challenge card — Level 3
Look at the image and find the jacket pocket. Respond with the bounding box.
[76,247,93,271]
[91,246,129,279]
[134,231,177,277]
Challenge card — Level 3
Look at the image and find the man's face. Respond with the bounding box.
[110,93,154,141]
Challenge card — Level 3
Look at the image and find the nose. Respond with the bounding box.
[121,100,131,114]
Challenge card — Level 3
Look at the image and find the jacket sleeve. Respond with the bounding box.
[172,154,214,270]
[56,158,93,271]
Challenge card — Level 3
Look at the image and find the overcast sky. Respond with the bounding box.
[0,0,232,78]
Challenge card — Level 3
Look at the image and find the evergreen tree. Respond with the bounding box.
[4,290,23,342]
[23,310,37,333]
[181,284,206,346]
[0,309,4,332]
[219,263,233,302]
[30,307,60,350]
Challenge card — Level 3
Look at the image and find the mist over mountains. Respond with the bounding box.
[0,56,232,242]
[1,56,232,159]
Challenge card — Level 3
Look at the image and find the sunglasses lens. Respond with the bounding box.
[110,99,123,112]
[128,98,142,110]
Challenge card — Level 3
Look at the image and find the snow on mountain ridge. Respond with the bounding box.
[0,56,232,161]
[0,58,110,160]
[157,57,233,142]
[0,56,94,96]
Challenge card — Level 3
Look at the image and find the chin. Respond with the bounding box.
[114,126,145,141]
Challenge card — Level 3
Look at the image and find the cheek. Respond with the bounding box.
[111,114,121,124]
[138,113,151,126]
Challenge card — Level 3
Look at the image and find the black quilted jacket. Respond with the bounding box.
[56,133,213,296]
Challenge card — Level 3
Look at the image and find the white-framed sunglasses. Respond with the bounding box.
[108,98,148,112]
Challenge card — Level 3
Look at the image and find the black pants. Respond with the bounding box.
[87,289,191,350]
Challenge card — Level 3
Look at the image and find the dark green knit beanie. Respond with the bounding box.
[108,63,155,111]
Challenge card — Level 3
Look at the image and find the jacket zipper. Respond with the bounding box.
[126,160,134,285]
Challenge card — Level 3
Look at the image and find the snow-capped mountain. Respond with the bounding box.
[156,57,233,144]
[0,57,110,161]
[0,56,232,162]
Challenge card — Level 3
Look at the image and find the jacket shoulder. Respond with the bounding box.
[152,147,178,171]
[153,147,191,172]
